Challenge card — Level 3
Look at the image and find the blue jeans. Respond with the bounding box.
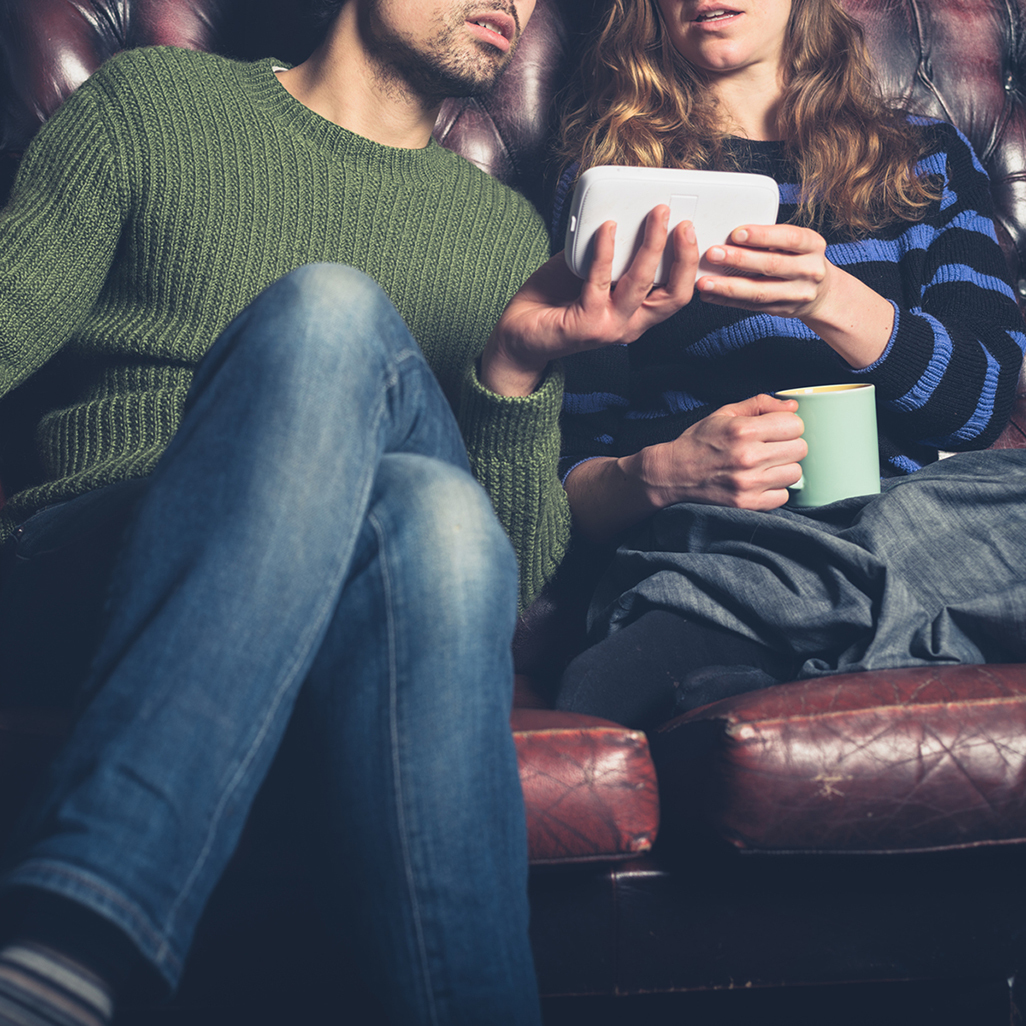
[0,265,541,1024]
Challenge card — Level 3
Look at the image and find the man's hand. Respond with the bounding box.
[566,395,807,542]
[481,207,698,396]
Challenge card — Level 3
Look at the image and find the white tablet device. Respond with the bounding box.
[563,165,780,284]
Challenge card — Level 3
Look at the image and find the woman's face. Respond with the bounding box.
[654,0,793,80]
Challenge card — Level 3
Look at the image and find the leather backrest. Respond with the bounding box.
[1,0,1026,278]
[0,0,318,152]
[3,0,1024,283]
[0,0,569,210]
[843,0,1026,301]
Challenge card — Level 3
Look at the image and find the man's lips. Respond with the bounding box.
[466,10,517,52]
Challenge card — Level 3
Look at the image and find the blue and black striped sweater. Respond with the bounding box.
[554,120,1026,482]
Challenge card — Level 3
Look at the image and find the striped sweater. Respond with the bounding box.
[554,120,1026,482]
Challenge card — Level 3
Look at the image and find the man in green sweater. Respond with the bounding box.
[0,0,692,1024]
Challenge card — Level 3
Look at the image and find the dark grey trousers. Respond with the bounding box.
[588,449,1026,678]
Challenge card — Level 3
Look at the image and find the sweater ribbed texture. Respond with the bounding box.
[0,46,570,608]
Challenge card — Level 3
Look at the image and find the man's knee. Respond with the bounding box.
[193,263,421,416]
[265,263,386,317]
[252,264,404,353]
[374,455,518,625]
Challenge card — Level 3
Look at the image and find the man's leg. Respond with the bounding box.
[293,451,539,1024]
[0,265,536,1020]
[0,479,148,707]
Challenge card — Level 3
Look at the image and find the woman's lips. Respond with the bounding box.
[693,8,743,25]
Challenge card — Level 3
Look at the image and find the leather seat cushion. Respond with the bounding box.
[650,664,1026,853]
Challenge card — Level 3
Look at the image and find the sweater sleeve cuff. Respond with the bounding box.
[457,359,565,457]
[850,301,943,402]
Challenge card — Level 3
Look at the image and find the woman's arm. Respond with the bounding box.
[565,393,806,543]
[696,223,898,368]
[692,123,1025,451]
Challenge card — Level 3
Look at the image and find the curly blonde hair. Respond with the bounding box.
[557,0,940,234]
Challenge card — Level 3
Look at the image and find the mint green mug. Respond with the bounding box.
[776,383,881,507]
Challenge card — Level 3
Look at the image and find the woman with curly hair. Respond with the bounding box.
[553,0,1026,729]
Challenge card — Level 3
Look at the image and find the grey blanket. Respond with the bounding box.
[588,449,1026,678]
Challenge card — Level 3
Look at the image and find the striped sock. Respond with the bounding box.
[0,942,113,1026]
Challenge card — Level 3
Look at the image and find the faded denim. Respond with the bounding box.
[0,265,541,1025]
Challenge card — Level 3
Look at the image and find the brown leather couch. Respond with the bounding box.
[1,0,1025,1022]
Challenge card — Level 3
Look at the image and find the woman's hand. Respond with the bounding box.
[696,224,896,368]
[697,224,832,318]
[639,393,807,510]
[565,394,807,543]
[480,207,699,397]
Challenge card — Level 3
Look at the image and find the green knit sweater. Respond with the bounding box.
[0,46,570,608]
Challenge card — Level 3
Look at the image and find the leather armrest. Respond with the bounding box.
[512,706,660,864]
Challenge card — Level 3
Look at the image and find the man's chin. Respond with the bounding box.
[436,70,507,99]
[418,58,512,102]
[366,25,518,106]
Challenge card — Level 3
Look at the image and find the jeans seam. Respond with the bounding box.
[157,405,393,967]
[373,507,441,1026]
[155,588,342,964]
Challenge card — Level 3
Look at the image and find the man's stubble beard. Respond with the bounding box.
[361,1,521,105]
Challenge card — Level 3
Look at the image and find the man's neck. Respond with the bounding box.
[275,6,440,150]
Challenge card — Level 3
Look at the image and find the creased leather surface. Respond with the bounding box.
[653,665,1026,852]
[0,705,660,866]
[512,708,659,864]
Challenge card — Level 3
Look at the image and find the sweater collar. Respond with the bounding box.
[244,58,454,182]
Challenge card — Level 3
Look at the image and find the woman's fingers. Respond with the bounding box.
[730,223,817,252]
[696,223,828,314]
